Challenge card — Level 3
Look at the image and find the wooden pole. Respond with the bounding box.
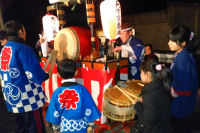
[85,0,100,60]
[55,2,66,29]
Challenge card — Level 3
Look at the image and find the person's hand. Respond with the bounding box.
[39,34,46,44]
[39,37,45,44]
[137,97,142,102]
[113,46,122,52]
[171,87,179,98]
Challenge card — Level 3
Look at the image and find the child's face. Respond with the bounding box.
[168,40,183,52]
[0,39,8,46]
[18,26,26,41]
[140,70,147,83]
[140,70,152,83]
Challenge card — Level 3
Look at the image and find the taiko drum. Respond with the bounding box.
[54,26,99,61]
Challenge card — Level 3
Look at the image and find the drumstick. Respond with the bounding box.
[137,82,144,87]
[122,89,140,100]
[43,51,54,71]
[48,51,58,76]
[115,85,136,104]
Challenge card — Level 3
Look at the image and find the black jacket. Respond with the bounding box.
[144,52,159,62]
[134,80,172,133]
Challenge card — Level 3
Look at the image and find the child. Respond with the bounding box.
[45,59,101,133]
[0,20,48,133]
[168,25,199,133]
[134,59,172,133]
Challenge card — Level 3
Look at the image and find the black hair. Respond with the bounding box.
[0,31,7,50]
[0,31,8,40]
[168,25,199,54]
[57,59,76,79]
[140,59,172,97]
[144,44,152,50]
[121,23,132,32]
[3,20,24,37]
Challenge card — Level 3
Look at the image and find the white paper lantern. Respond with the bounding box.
[42,14,59,42]
[100,0,121,40]
[49,0,66,4]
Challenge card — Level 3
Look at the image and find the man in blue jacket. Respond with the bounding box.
[113,23,144,79]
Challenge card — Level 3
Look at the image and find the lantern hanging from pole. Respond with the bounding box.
[42,14,59,42]
[100,0,121,41]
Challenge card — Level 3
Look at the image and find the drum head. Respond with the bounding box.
[126,80,144,94]
[54,27,80,61]
[104,87,133,106]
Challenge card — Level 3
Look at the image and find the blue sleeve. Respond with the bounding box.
[18,45,47,85]
[82,86,101,123]
[171,55,196,92]
[130,39,144,60]
[45,89,61,124]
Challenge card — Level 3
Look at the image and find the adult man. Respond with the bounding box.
[113,23,144,79]
[0,20,48,133]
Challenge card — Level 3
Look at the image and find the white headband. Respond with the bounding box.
[120,27,132,32]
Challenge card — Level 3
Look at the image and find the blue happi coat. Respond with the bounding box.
[45,81,101,133]
[170,49,198,118]
[129,37,144,79]
[0,41,47,113]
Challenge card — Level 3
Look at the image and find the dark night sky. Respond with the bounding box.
[1,0,199,47]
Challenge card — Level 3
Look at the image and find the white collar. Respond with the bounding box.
[61,78,76,83]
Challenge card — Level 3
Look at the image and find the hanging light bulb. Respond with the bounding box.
[100,0,121,41]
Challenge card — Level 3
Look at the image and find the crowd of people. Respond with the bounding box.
[0,19,199,133]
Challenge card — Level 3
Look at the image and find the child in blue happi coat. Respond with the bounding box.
[168,25,199,133]
[0,20,48,133]
[45,59,101,133]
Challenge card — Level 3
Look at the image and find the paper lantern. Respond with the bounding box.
[42,14,59,42]
[49,0,65,4]
[100,0,121,41]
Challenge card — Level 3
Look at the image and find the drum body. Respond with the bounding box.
[102,87,136,122]
[54,26,99,61]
